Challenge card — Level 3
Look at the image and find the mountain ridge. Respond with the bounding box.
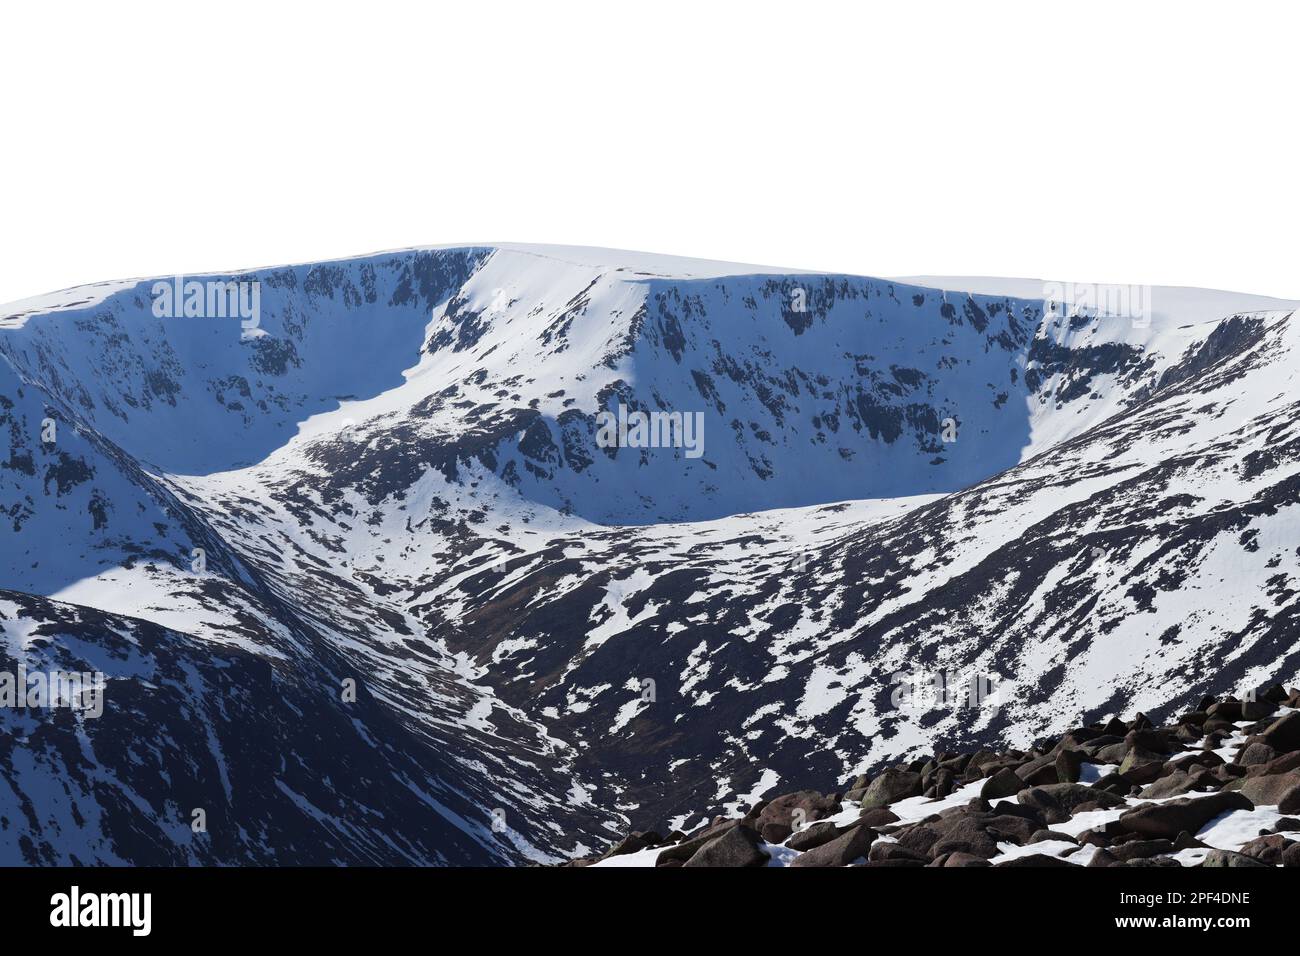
[2,245,1298,863]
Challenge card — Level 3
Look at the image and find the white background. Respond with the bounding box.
[2,0,1296,305]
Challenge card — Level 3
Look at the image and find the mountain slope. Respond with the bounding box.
[2,244,1297,859]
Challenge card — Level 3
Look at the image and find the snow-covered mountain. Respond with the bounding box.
[2,243,1298,863]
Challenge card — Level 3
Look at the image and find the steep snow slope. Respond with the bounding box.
[2,244,1298,860]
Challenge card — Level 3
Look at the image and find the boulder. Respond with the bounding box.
[1207,700,1244,721]
[1055,748,1086,784]
[1200,848,1267,868]
[1172,830,1208,850]
[966,750,1001,775]
[1211,763,1247,783]
[1165,751,1224,774]
[1173,723,1205,744]
[1225,771,1300,809]
[1202,731,1230,750]
[895,824,941,857]
[857,807,900,828]
[1093,741,1131,764]
[1091,772,1131,797]
[1235,742,1276,767]
[859,770,923,810]
[940,754,972,774]
[682,823,769,867]
[905,807,1040,860]
[1018,783,1124,824]
[1119,791,1254,840]
[756,790,840,838]
[1015,754,1061,786]
[930,821,999,859]
[784,821,842,852]
[986,802,1046,827]
[1079,735,1124,757]
[1246,750,1300,778]
[1123,856,1182,867]
[789,823,875,867]
[1109,838,1175,861]
[1260,684,1290,704]
[656,819,742,865]
[980,766,1026,800]
[867,841,928,864]
[1118,748,1166,784]
[1125,729,1176,754]
[1103,716,1128,736]
[1236,833,1294,865]
[1260,712,1300,753]
[860,857,925,867]
[931,767,957,799]
[1240,698,1279,721]
[1139,771,1200,799]
[982,813,1041,845]
[993,853,1079,867]
[598,830,664,860]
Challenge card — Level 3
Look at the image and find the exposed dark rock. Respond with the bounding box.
[682,823,768,868]
[993,854,1080,867]
[1261,712,1300,753]
[1236,833,1294,865]
[1224,771,1300,809]
[785,821,842,852]
[980,766,1026,800]
[1200,848,1267,868]
[1118,748,1166,784]
[867,841,929,864]
[1139,771,1201,799]
[582,689,1297,869]
[756,790,840,842]
[789,824,875,867]
[1119,792,1254,840]
[598,830,664,860]
[655,819,742,865]
[858,807,901,828]
[1018,783,1124,824]
[1055,749,1085,784]
[859,770,923,809]
[1109,838,1175,861]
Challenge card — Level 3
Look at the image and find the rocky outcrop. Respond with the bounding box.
[572,687,1300,868]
